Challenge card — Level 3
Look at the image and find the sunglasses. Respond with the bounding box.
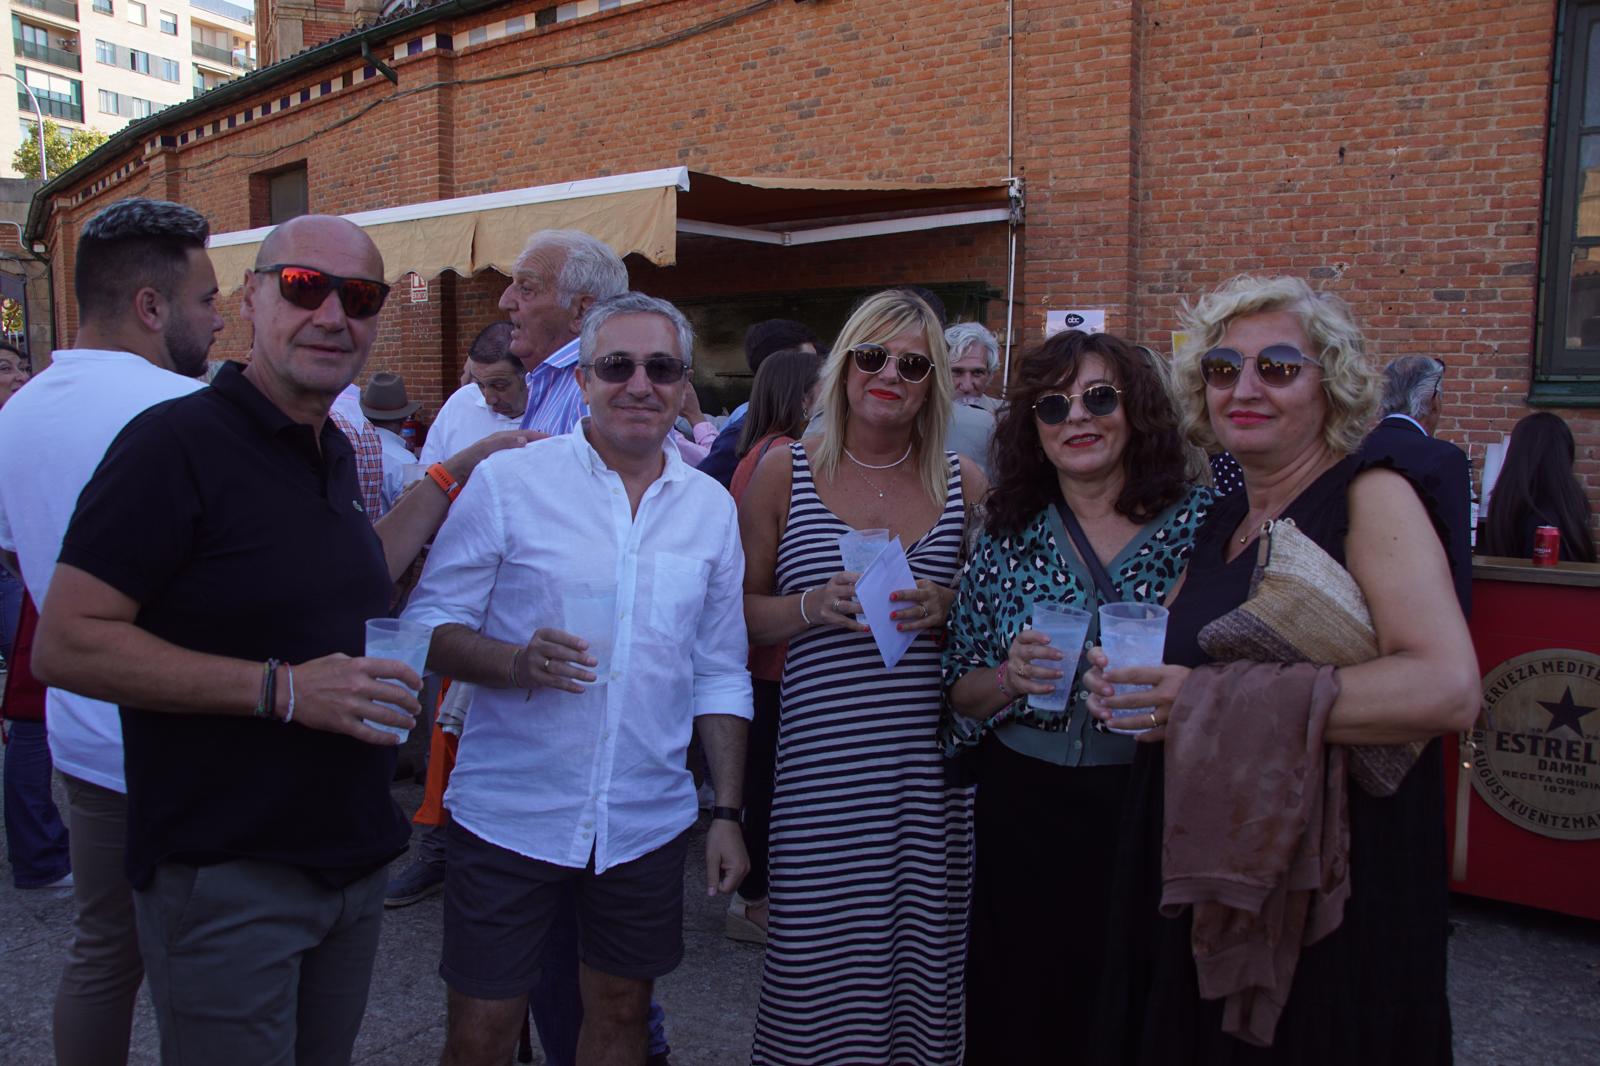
[1033,384,1122,423]
[1200,344,1323,389]
[849,343,934,384]
[583,353,691,385]
[257,264,391,320]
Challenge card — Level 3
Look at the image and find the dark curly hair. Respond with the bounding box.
[985,331,1192,537]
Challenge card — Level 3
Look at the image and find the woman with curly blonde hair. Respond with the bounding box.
[1085,275,1479,1065]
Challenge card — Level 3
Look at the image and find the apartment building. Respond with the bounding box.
[3,0,256,178]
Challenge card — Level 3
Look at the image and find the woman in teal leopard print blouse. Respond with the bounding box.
[941,330,1210,1065]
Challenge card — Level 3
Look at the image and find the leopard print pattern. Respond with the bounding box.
[939,486,1213,755]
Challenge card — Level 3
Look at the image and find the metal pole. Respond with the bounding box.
[1,73,50,180]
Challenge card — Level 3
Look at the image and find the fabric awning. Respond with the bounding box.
[207,168,1017,293]
[207,168,689,295]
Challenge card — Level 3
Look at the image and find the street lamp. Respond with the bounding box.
[0,73,49,181]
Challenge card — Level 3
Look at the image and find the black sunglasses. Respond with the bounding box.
[1033,384,1122,423]
[1200,344,1322,389]
[849,343,934,384]
[256,264,391,320]
[583,353,691,385]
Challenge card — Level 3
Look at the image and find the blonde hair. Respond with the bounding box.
[815,290,953,507]
[1172,275,1380,454]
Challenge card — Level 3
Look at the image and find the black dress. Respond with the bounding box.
[1092,456,1453,1066]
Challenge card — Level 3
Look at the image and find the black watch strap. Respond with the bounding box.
[710,806,743,822]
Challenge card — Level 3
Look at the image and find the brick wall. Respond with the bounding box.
[37,0,1600,525]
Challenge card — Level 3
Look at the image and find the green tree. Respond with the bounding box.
[12,120,109,180]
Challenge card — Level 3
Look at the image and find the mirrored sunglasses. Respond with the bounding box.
[849,343,934,384]
[257,264,391,320]
[584,353,691,385]
[1033,384,1122,424]
[1199,344,1322,389]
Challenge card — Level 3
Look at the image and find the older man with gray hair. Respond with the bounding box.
[497,228,630,434]
[1360,355,1473,613]
[945,321,1001,411]
[406,292,752,1066]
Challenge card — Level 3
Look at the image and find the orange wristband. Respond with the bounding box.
[426,462,461,502]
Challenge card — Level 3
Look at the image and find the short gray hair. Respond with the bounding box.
[1379,356,1445,420]
[579,292,695,367]
[944,322,999,372]
[514,229,628,308]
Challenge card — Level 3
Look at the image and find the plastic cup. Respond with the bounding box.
[1026,602,1092,712]
[364,617,432,741]
[838,528,891,574]
[1099,603,1170,735]
[838,529,891,623]
[564,585,617,682]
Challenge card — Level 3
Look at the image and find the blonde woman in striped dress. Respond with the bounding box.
[738,290,988,1064]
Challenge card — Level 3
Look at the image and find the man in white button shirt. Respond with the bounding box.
[420,321,528,468]
[0,198,221,1066]
[405,292,751,1066]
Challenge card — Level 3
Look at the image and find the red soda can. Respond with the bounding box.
[1533,526,1561,566]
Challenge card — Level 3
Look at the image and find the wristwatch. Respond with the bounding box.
[710,806,743,823]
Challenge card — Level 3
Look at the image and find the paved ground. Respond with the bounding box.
[1,774,1597,1064]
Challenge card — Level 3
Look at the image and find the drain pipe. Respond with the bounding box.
[1000,0,1018,398]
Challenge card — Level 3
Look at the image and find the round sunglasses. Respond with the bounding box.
[1200,344,1323,389]
[582,353,691,385]
[849,343,934,384]
[1033,384,1121,423]
[256,264,391,320]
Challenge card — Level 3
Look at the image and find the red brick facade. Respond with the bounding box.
[31,0,1600,524]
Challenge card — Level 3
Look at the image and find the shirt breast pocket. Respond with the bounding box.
[648,552,710,636]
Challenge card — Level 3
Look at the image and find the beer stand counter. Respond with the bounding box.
[1447,555,1600,921]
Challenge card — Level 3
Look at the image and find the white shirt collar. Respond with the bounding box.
[570,416,687,483]
[1386,413,1429,436]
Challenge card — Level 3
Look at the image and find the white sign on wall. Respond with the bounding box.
[409,273,429,304]
[1045,309,1105,336]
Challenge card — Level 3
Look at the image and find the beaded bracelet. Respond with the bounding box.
[254,658,281,718]
[996,662,1014,701]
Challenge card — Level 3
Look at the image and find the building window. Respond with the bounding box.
[159,9,176,34]
[98,88,153,118]
[92,0,112,13]
[156,56,178,81]
[128,1,145,26]
[16,64,83,121]
[94,39,113,65]
[251,163,309,227]
[1539,2,1600,399]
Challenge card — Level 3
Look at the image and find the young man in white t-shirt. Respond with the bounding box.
[0,197,222,1066]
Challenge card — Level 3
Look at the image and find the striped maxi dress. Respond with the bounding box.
[750,444,974,1066]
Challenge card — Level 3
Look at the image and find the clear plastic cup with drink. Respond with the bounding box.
[564,584,617,682]
[364,617,433,741]
[838,529,891,623]
[1098,602,1170,735]
[1026,602,1092,712]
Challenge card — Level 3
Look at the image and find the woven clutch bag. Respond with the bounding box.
[1196,517,1423,797]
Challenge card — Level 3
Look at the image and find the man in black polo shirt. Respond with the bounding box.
[35,214,532,1065]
